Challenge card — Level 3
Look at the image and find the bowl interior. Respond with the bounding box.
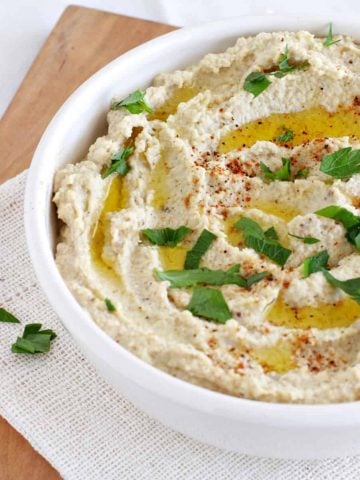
[25,14,360,423]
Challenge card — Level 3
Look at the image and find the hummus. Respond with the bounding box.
[53,30,360,403]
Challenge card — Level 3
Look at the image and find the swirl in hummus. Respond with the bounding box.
[54,29,360,403]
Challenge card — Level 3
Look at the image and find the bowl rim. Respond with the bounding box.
[24,14,360,427]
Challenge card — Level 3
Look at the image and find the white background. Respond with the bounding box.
[1,0,359,118]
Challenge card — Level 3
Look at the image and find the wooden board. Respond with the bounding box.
[0,6,174,479]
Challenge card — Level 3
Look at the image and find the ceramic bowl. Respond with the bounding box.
[24,15,360,459]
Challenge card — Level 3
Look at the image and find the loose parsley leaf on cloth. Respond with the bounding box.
[288,233,320,244]
[11,323,57,354]
[0,307,20,323]
[184,229,217,269]
[323,23,340,47]
[275,127,294,143]
[155,265,270,288]
[303,250,329,278]
[187,286,232,323]
[315,205,360,250]
[260,158,291,181]
[105,298,116,312]
[102,146,134,179]
[320,147,360,179]
[111,89,153,114]
[243,72,271,97]
[321,269,360,303]
[235,217,291,266]
[142,226,192,247]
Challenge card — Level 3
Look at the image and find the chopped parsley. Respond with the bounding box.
[187,286,231,323]
[102,146,134,179]
[11,323,57,354]
[111,89,153,114]
[321,269,360,303]
[243,72,271,97]
[295,168,309,179]
[244,46,309,97]
[288,233,320,244]
[0,307,20,323]
[142,226,192,247]
[184,229,216,269]
[260,158,291,181]
[155,265,270,288]
[315,205,360,250]
[105,298,116,312]
[235,217,291,266]
[275,127,294,143]
[320,147,360,179]
[303,250,329,278]
[323,23,340,47]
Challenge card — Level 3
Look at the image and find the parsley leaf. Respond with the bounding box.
[272,45,310,78]
[295,168,309,179]
[102,146,134,179]
[184,229,217,269]
[11,323,57,354]
[142,226,192,247]
[288,233,320,244]
[321,268,360,303]
[243,72,271,97]
[105,298,116,312]
[275,127,294,143]
[264,226,278,240]
[0,307,20,323]
[187,286,231,323]
[303,250,329,278]
[320,147,360,179]
[323,23,340,47]
[235,217,291,266]
[315,205,360,250]
[155,265,270,288]
[111,90,153,114]
[260,158,291,181]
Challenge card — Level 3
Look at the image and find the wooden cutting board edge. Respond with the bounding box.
[0,6,175,479]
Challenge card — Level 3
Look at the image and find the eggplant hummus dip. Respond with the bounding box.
[54,28,360,403]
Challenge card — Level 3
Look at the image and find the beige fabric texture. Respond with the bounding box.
[1,170,360,479]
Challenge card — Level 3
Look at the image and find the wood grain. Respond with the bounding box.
[0,5,174,478]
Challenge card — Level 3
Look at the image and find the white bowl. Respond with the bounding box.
[24,15,360,459]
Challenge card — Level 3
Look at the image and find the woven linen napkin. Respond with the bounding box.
[1,170,360,480]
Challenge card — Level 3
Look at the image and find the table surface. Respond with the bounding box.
[0,5,174,478]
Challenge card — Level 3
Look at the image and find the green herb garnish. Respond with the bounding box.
[155,265,269,288]
[184,229,216,269]
[264,226,278,240]
[295,168,309,179]
[275,127,294,143]
[11,323,57,354]
[187,286,231,323]
[321,269,360,303]
[288,233,320,244]
[260,158,291,181]
[303,250,329,278]
[243,72,271,97]
[102,146,134,179]
[315,205,360,250]
[320,147,360,179]
[142,226,192,247]
[111,89,153,114]
[0,307,20,323]
[105,298,116,312]
[323,23,340,48]
[272,45,309,78]
[235,217,291,266]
